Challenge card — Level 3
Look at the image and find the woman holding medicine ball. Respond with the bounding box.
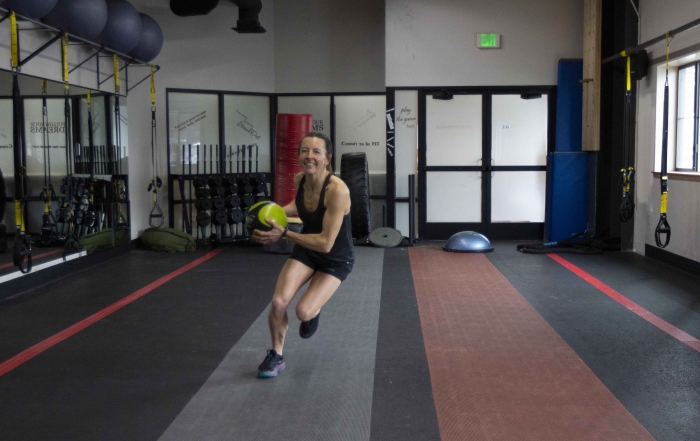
[252,132,354,378]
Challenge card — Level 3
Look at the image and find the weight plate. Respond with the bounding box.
[213,197,225,210]
[369,227,403,248]
[196,211,211,227]
[227,208,243,224]
[195,198,213,211]
[213,209,227,226]
[242,195,255,208]
[195,188,211,199]
[225,195,241,209]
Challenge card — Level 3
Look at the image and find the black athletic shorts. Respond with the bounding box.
[289,245,354,282]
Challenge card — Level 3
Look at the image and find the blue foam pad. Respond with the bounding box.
[545,152,589,241]
[555,60,583,152]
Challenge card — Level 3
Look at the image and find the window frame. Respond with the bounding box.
[675,61,699,172]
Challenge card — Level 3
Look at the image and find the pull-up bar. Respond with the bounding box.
[602,17,700,64]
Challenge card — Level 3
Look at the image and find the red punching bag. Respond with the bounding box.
[275,114,312,207]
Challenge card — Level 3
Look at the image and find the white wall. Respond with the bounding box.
[274,0,385,93]
[386,0,583,86]
[635,0,700,263]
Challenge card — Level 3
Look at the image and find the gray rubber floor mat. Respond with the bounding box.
[159,247,385,441]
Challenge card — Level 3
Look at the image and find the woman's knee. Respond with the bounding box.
[270,296,291,316]
[295,303,317,322]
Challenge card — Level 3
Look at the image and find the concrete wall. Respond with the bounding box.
[635,0,700,263]
[386,0,583,86]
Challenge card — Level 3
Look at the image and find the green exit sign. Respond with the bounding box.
[477,33,501,49]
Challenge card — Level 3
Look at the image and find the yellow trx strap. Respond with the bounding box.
[113,54,120,94]
[151,66,156,109]
[62,34,69,89]
[10,12,18,69]
[87,89,91,109]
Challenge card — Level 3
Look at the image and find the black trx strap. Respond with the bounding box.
[619,52,635,222]
[147,67,164,227]
[113,55,128,230]
[85,89,97,234]
[61,34,81,259]
[39,80,58,246]
[655,34,672,248]
[10,12,32,273]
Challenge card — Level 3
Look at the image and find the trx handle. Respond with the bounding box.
[10,12,18,69]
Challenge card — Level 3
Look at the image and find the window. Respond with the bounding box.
[676,62,699,171]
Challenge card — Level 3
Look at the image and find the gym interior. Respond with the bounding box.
[1,1,699,440]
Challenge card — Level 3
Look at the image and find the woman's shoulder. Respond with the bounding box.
[293,173,304,187]
[327,175,350,197]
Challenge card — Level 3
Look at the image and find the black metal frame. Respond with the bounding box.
[407,85,556,241]
[675,62,699,172]
[0,6,159,95]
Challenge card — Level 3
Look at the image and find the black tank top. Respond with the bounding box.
[295,173,354,263]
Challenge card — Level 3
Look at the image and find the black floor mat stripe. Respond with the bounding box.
[370,247,441,441]
[0,247,287,441]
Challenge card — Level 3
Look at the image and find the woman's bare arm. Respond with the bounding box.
[253,177,350,253]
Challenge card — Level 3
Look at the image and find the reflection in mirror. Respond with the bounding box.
[0,69,129,279]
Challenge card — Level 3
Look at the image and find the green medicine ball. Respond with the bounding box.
[245,201,288,232]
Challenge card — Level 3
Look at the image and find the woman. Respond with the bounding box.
[252,132,354,378]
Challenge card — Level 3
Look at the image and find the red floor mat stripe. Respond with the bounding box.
[0,249,63,270]
[0,249,222,377]
[409,247,654,441]
[549,253,700,352]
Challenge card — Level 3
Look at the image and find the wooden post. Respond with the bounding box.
[582,0,602,151]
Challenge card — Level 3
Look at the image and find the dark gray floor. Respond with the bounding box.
[370,247,441,441]
[487,242,700,441]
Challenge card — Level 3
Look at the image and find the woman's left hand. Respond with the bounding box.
[252,219,286,244]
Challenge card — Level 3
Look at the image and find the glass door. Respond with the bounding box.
[419,89,551,240]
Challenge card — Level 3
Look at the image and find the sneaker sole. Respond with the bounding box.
[257,361,285,378]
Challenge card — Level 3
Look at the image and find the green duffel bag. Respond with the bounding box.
[79,229,131,253]
[140,228,196,253]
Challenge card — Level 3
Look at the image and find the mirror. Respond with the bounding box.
[0,69,129,279]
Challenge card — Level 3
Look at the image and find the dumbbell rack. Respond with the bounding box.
[169,144,273,246]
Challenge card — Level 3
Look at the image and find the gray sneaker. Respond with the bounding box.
[257,349,285,378]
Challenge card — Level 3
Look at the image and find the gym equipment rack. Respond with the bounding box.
[169,144,273,246]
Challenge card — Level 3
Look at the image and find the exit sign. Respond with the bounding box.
[477,33,501,49]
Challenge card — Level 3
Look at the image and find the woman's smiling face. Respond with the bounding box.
[299,136,329,174]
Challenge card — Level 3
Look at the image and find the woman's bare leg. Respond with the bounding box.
[295,271,342,323]
[269,259,315,353]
